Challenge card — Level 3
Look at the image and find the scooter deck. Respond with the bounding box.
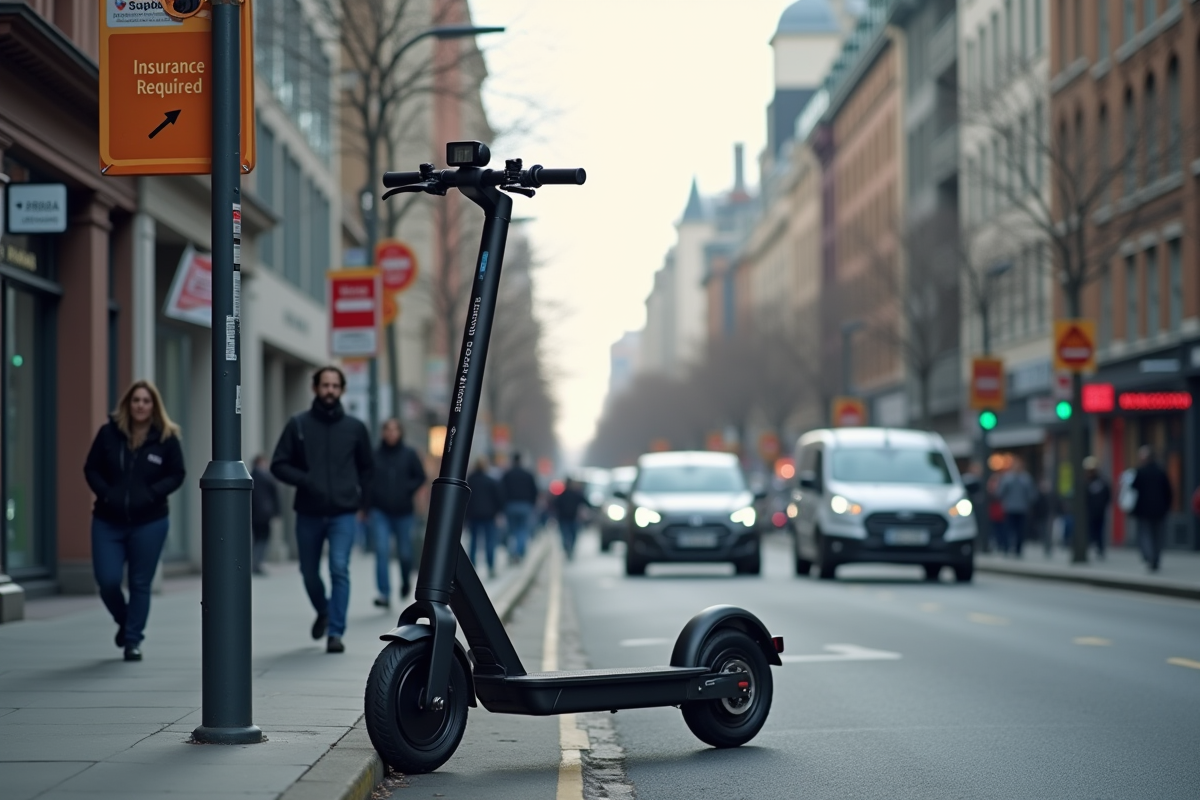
[474,665,711,715]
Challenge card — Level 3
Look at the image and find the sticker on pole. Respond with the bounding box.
[1053,320,1096,373]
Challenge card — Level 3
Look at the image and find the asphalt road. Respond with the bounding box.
[567,529,1200,800]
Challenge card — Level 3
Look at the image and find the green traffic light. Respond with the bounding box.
[979,410,998,430]
[1055,400,1073,420]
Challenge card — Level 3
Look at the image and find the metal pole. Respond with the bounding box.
[1069,370,1089,562]
[193,0,261,745]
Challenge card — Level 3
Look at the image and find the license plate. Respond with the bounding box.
[884,528,930,546]
[676,531,719,548]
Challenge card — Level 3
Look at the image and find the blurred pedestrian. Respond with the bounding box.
[369,419,427,608]
[501,452,539,563]
[271,366,373,654]
[250,454,279,575]
[552,479,591,560]
[996,457,1037,556]
[1131,446,1173,573]
[1083,456,1111,560]
[84,379,185,662]
[466,457,504,578]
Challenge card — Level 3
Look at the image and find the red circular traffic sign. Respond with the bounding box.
[375,239,418,293]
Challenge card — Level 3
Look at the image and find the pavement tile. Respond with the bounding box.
[173,706,363,728]
[0,691,201,708]
[0,729,153,761]
[51,761,309,793]
[0,761,93,800]
[0,708,194,725]
[104,728,339,765]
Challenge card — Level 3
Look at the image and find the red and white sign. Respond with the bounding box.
[969,357,1005,410]
[163,244,213,326]
[375,239,419,294]
[328,268,381,357]
[1052,371,1073,400]
[1053,319,1097,373]
[831,396,867,427]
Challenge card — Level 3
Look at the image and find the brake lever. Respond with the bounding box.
[500,185,536,198]
[381,182,446,201]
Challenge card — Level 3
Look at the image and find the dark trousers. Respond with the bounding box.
[91,516,170,647]
[558,519,579,559]
[468,518,499,573]
[1005,512,1027,555]
[252,522,271,573]
[1087,515,1106,557]
[1137,518,1166,570]
[295,513,357,638]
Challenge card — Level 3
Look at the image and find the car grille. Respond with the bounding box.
[864,512,949,543]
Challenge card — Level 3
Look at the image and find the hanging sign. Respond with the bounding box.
[328,268,381,357]
[163,244,213,326]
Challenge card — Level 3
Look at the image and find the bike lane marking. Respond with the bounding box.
[780,644,902,664]
[544,545,590,800]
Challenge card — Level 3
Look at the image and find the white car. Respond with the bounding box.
[790,428,977,582]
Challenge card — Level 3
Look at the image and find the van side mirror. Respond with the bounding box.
[798,471,817,491]
[613,489,629,500]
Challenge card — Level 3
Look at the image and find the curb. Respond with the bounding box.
[282,533,552,800]
[976,559,1200,601]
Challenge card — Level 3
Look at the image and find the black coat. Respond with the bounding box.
[1132,462,1173,521]
[1085,474,1111,527]
[370,441,427,516]
[466,469,504,521]
[551,487,589,522]
[84,420,186,526]
[501,465,539,504]
[270,399,373,517]
[251,465,280,528]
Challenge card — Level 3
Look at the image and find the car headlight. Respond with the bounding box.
[787,502,798,518]
[830,495,863,515]
[730,506,756,527]
[634,507,661,528]
[948,499,973,517]
[606,503,627,522]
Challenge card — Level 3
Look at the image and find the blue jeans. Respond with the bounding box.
[468,518,499,572]
[1005,512,1027,555]
[505,502,534,559]
[558,519,579,559]
[1137,518,1165,569]
[91,516,170,648]
[295,513,357,638]
[371,510,415,597]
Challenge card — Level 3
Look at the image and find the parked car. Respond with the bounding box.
[599,465,637,552]
[790,427,977,582]
[618,451,764,576]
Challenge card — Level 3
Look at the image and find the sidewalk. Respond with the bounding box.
[0,535,550,800]
[976,543,1200,601]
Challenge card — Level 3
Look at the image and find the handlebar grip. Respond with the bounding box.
[382,171,424,188]
[530,166,586,186]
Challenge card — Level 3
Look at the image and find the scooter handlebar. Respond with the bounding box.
[381,171,425,188]
[527,166,586,186]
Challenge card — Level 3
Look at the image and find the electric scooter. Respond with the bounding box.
[363,141,784,774]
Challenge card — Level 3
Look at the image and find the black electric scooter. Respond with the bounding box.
[363,141,784,774]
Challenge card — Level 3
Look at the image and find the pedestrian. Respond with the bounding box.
[466,457,504,578]
[552,478,590,560]
[270,365,373,653]
[83,379,186,662]
[369,418,427,608]
[1083,456,1111,560]
[250,454,280,575]
[995,457,1037,556]
[1130,445,1173,572]
[501,452,539,563]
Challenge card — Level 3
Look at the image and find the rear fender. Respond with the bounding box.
[670,605,782,668]
[380,624,477,707]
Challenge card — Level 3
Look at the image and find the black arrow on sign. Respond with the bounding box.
[148,110,182,140]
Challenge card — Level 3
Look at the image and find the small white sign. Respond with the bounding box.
[106,0,181,28]
[1028,396,1059,424]
[7,184,67,234]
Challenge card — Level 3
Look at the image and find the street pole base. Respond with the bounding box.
[191,724,263,745]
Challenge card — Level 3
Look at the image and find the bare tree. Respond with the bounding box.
[746,299,823,445]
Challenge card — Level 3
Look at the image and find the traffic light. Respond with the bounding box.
[158,0,206,20]
[979,410,998,430]
[1055,400,1073,420]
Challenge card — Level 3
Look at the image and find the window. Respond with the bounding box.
[256,124,276,268]
[1021,248,1033,333]
[1167,60,1181,173]
[1074,113,1085,186]
[1098,106,1109,190]
[1123,0,1135,41]
[1143,0,1155,28]
[1124,88,1137,193]
[1074,0,1083,59]
[1125,254,1138,341]
[1098,0,1110,57]
[1145,245,1159,335]
[994,136,1003,208]
[1019,114,1029,192]
[1100,261,1113,346]
[1168,237,1182,331]
[1035,0,1044,50]
[1020,0,1029,58]
[992,13,1001,77]
[966,156,977,221]
[309,188,331,301]
[1035,243,1047,327]
[1034,100,1045,185]
[283,152,302,288]
[1145,76,1158,184]
[979,28,988,86]
[967,41,976,93]
[831,448,953,484]
[1005,0,1014,67]
[1057,0,1067,67]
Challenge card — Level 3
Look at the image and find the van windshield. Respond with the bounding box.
[830,448,953,485]
[637,465,745,494]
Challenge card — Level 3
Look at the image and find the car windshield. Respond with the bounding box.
[830,447,953,485]
[636,465,745,493]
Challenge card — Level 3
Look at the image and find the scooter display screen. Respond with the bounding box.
[447,141,489,167]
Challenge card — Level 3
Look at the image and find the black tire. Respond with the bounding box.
[681,628,774,748]
[794,549,812,576]
[600,535,612,553]
[735,555,761,575]
[954,563,974,583]
[364,639,470,774]
[624,551,646,576]
[923,564,942,582]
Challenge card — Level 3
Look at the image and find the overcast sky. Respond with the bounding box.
[469,0,792,463]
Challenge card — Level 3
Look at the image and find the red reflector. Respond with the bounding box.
[772,636,784,653]
[738,681,749,688]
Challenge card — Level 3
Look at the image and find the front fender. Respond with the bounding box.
[669,605,782,668]
[380,624,477,707]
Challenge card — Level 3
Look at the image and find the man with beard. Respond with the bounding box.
[271,366,373,653]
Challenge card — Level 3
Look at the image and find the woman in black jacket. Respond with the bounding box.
[84,380,186,661]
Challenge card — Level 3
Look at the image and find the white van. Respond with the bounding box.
[789,427,977,582]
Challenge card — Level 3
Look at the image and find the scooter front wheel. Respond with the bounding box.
[364,639,469,774]
[680,628,773,748]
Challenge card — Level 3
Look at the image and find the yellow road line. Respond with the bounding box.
[1073,637,1112,646]
[1167,657,1200,670]
[544,545,590,800]
[968,613,1010,626]
[919,602,941,613]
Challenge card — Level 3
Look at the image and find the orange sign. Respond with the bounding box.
[705,431,725,452]
[99,0,256,176]
[969,357,1006,410]
[831,396,867,428]
[381,293,399,327]
[650,438,671,452]
[1053,319,1097,373]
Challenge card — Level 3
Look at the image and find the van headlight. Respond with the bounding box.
[948,499,973,517]
[730,507,756,527]
[830,495,863,515]
[606,503,627,522]
[634,507,661,528]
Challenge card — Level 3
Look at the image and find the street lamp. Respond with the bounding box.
[362,23,505,437]
[841,319,865,396]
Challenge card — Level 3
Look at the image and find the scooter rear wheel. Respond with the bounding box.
[364,639,469,774]
[680,628,773,748]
